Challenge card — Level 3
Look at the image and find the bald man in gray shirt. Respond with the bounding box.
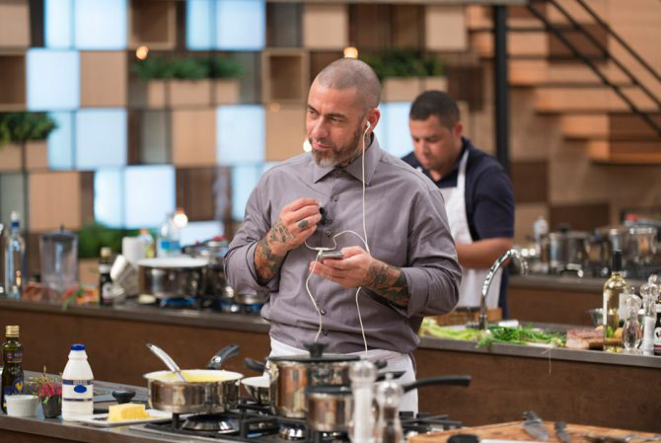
[225,58,461,412]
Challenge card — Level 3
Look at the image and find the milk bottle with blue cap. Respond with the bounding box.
[62,344,94,420]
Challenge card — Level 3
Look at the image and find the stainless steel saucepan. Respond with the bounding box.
[138,257,208,299]
[144,344,242,414]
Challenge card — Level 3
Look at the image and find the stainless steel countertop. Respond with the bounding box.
[3,298,661,370]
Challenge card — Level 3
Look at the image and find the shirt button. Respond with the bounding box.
[322,329,329,336]
[332,195,339,202]
[325,230,332,237]
[325,219,332,225]
[320,309,326,316]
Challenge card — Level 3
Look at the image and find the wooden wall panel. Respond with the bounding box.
[0,54,26,109]
[80,51,127,107]
[176,167,217,222]
[0,0,30,48]
[303,4,348,50]
[425,5,467,51]
[266,105,306,162]
[267,3,302,48]
[549,202,610,231]
[171,109,216,167]
[28,171,81,232]
[510,160,549,204]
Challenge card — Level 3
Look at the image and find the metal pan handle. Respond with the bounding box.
[402,375,471,393]
[206,343,240,370]
[244,358,267,373]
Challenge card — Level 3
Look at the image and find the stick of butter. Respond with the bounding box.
[108,403,150,422]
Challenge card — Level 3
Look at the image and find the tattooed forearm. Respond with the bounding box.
[362,260,410,307]
[255,219,291,284]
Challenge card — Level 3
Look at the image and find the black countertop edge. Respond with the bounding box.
[0,298,271,334]
[418,336,661,369]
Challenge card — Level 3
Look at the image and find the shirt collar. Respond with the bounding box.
[312,134,382,185]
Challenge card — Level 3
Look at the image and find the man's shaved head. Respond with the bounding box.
[313,58,380,112]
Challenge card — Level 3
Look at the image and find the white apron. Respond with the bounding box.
[435,150,502,309]
[269,337,418,413]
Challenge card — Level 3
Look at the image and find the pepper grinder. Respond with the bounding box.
[375,374,404,443]
[349,360,377,443]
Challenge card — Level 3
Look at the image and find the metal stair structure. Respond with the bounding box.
[468,0,661,164]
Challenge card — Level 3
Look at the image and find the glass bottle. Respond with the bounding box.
[622,291,643,353]
[603,251,628,352]
[3,211,26,300]
[98,247,112,306]
[1,325,24,413]
[640,275,659,356]
[157,214,180,258]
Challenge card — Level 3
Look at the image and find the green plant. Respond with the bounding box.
[77,222,140,259]
[361,51,446,80]
[0,112,57,149]
[132,55,244,81]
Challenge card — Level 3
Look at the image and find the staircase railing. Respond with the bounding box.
[526,0,661,138]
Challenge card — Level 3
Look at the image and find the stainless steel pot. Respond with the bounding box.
[245,343,361,419]
[547,230,590,273]
[183,239,230,297]
[305,375,472,433]
[625,226,658,265]
[138,257,208,299]
[241,375,270,405]
[145,344,242,414]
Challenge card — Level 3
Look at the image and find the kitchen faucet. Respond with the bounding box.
[479,249,528,331]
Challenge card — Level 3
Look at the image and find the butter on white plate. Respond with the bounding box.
[76,405,171,428]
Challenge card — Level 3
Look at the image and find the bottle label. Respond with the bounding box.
[62,379,93,402]
[4,350,22,364]
[99,264,111,273]
[2,375,25,409]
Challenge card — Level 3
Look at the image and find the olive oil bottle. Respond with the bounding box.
[1,325,24,412]
[603,251,628,352]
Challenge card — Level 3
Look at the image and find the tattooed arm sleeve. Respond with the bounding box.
[361,259,410,308]
[254,219,294,285]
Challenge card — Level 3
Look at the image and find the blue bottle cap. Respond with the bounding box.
[70,343,86,351]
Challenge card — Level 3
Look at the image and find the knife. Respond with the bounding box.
[555,421,570,443]
[522,411,549,442]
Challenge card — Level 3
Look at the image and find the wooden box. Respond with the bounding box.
[382,77,448,102]
[0,53,26,110]
[0,0,30,48]
[266,104,306,162]
[169,80,212,107]
[129,0,176,50]
[29,171,82,232]
[262,49,309,104]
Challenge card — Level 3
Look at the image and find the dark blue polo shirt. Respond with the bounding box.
[402,137,515,314]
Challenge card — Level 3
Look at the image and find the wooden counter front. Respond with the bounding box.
[411,421,659,443]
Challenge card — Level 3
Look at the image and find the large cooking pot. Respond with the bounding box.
[245,342,361,418]
[138,257,208,299]
[183,239,230,297]
[594,225,658,268]
[145,344,242,414]
[547,230,590,273]
[305,375,472,433]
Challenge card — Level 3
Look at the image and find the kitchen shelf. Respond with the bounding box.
[0,0,30,49]
[0,53,26,110]
[129,0,177,50]
[261,49,309,103]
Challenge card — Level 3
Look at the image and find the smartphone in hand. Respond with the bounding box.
[318,251,344,260]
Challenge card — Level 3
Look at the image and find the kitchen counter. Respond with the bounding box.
[1,298,661,432]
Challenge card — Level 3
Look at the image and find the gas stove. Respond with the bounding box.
[131,400,461,442]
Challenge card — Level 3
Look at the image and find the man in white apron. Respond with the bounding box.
[404,90,514,311]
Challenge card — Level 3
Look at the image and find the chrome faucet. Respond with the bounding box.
[479,249,528,331]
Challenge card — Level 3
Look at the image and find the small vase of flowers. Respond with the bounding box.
[29,371,62,418]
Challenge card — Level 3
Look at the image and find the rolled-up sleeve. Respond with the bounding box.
[400,188,462,317]
[224,183,280,294]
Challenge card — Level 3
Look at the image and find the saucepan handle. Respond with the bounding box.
[402,375,471,393]
[244,358,267,373]
[206,343,240,370]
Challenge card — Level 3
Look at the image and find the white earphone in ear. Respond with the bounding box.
[364,121,371,132]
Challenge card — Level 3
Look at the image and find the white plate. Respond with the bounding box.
[76,409,172,427]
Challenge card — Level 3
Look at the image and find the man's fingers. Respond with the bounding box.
[286,198,319,213]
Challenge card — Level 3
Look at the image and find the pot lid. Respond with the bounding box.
[268,342,360,363]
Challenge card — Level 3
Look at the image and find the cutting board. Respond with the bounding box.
[410,421,660,443]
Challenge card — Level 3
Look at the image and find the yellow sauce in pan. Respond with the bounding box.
[148,370,241,382]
